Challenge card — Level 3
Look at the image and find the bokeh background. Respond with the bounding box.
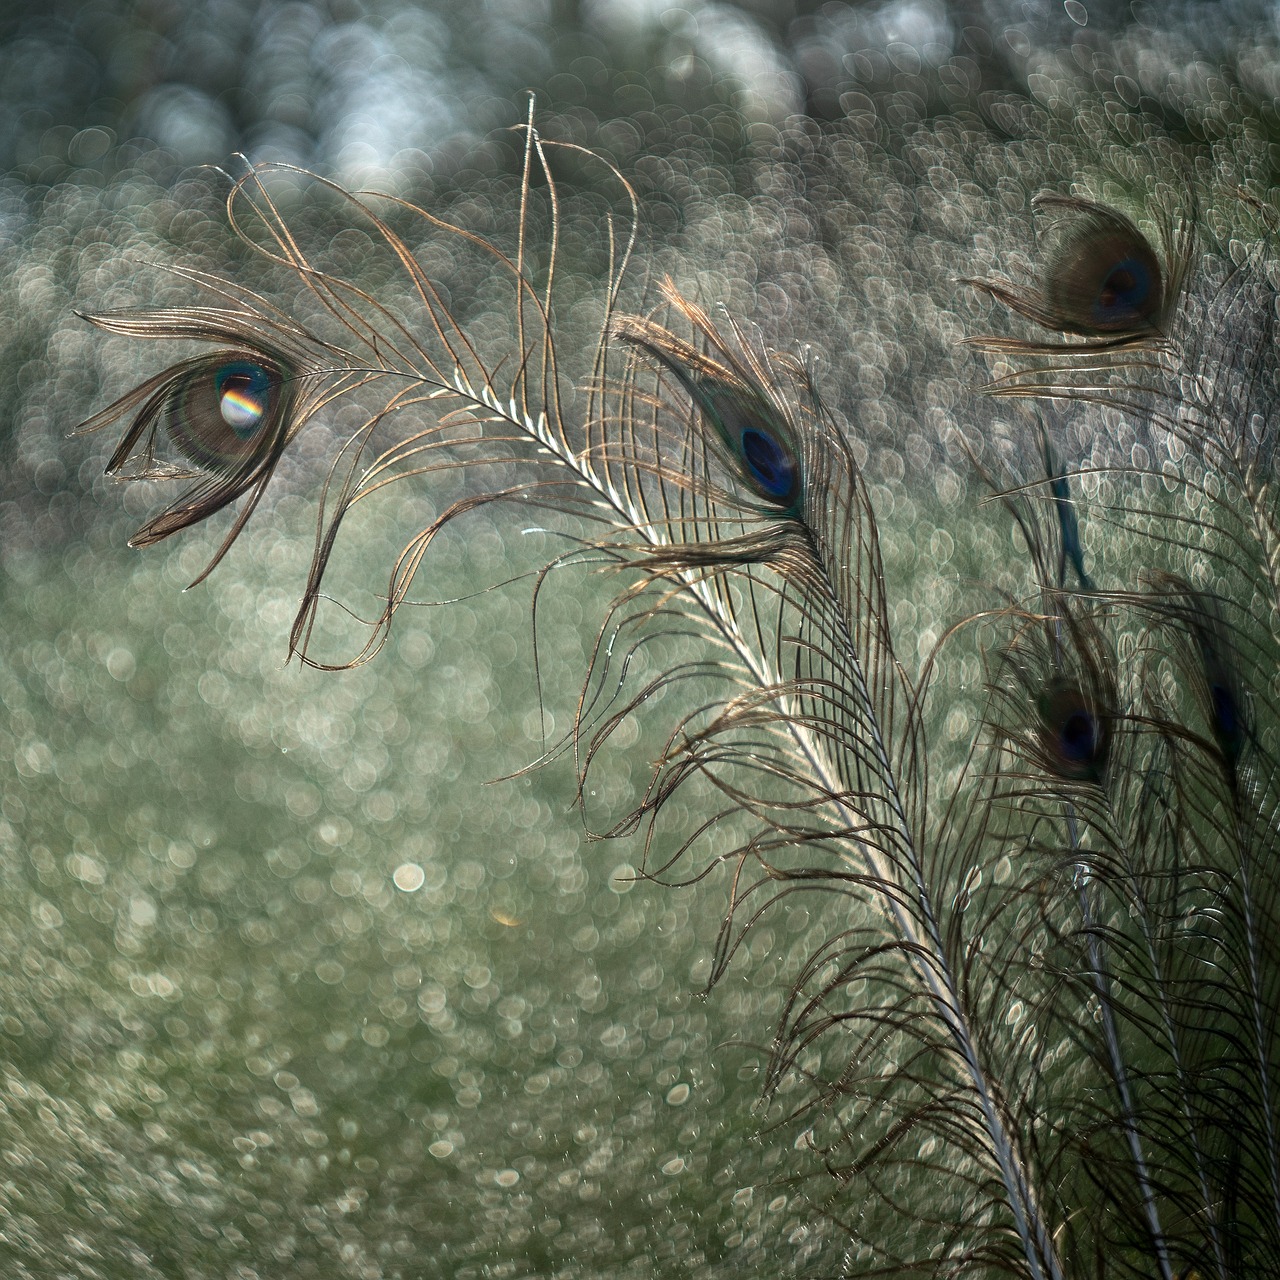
[0,0,1277,1276]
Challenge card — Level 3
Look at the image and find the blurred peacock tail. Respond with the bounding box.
[75,109,1280,1278]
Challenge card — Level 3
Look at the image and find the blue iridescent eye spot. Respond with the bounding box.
[1058,709,1097,763]
[1209,679,1247,764]
[1211,682,1238,738]
[1094,257,1152,323]
[215,361,273,438]
[1038,681,1108,781]
[701,383,800,507]
[740,427,797,502]
[164,354,287,474]
[1040,209,1165,336]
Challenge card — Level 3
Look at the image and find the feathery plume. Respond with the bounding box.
[76,109,1280,1278]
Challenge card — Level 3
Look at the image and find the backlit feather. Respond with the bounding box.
[73,114,1280,1279]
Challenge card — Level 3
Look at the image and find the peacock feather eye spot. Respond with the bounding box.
[165,355,287,473]
[1060,710,1094,759]
[740,426,797,502]
[1093,257,1155,326]
[1039,206,1166,336]
[1208,679,1247,763]
[700,384,801,508]
[1210,682,1237,737]
[1038,680,1109,781]
[215,362,273,437]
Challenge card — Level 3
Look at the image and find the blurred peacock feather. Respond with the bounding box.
[75,99,1280,1278]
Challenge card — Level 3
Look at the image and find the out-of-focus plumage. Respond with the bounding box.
[76,112,1280,1279]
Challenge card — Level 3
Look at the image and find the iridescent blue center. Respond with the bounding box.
[1058,709,1098,764]
[740,427,797,502]
[1095,258,1154,324]
[215,362,273,439]
[1039,682,1108,780]
[1211,683,1237,738]
[1210,680,1246,761]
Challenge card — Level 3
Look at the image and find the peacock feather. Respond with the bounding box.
[69,88,1280,1280]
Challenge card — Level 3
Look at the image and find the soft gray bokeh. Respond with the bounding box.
[4,0,1280,1275]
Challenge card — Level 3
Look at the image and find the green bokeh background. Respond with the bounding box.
[2,1,1278,1275]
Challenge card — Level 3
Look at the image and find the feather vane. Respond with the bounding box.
[75,121,1280,1278]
